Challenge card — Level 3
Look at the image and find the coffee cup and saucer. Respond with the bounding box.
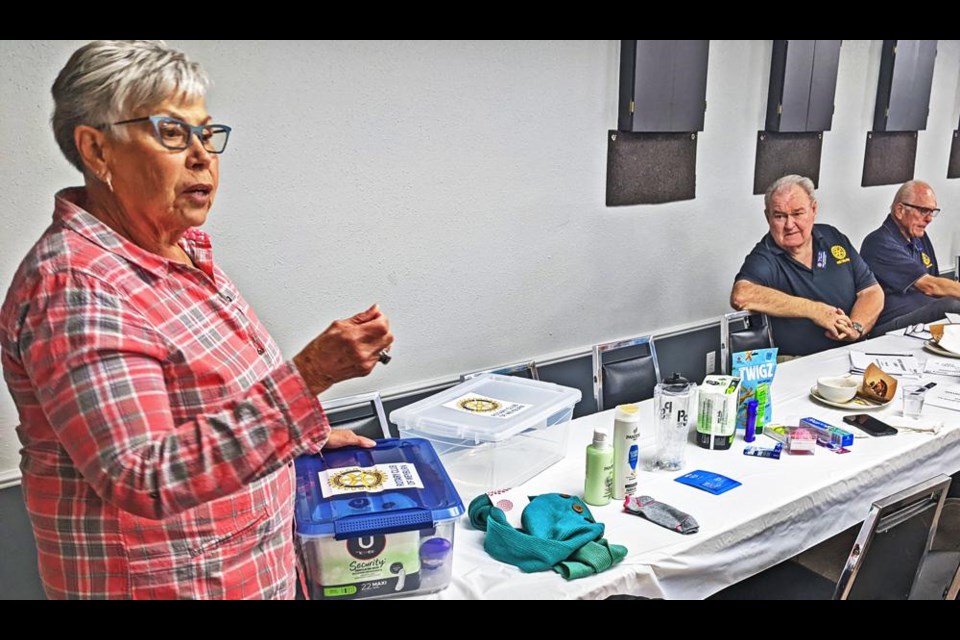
[809,375,888,410]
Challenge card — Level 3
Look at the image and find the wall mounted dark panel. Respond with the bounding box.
[874,40,937,132]
[618,40,709,133]
[766,40,841,133]
[753,131,823,195]
[862,131,917,187]
[948,130,960,179]
[606,131,697,206]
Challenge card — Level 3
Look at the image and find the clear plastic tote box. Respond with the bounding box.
[389,373,582,498]
[294,437,464,600]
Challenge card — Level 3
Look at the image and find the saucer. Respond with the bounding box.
[809,386,888,411]
[923,340,960,359]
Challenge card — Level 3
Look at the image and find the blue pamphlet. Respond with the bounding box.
[674,470,742,495]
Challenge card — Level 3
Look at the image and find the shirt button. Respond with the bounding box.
[149,491,160,500]
[257,347,266,355]
[221,293,233,302]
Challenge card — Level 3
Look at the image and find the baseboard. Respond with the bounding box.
[0,469,22,491]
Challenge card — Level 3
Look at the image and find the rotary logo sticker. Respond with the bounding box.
[319,463,423,497]
[459,397,500,412]
[922,252,932,268]
[444,393,532,419]
[831,245,850,265]
[329,468,387,491]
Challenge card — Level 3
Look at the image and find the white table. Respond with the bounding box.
[416,333,960,600]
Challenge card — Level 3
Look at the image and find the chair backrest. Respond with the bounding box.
[720,310,775,374]
[322,391,391,440]
[460,360,539,382]
[592,335,660,412]
[834,474,953,600]
[946,557,960,600]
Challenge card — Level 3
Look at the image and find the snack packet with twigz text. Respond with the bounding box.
[731,348,778,433]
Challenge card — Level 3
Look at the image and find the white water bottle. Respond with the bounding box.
[612,404,641,500]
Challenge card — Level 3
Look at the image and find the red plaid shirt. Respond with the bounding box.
[1,188,330,599]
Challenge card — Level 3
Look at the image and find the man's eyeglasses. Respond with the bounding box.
[110,115,231,154]
[900,202,941,218]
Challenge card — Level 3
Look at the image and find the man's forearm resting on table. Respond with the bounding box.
[914,274,960,299]
[731,280,827,320]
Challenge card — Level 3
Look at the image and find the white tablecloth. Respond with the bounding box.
[415,333,960,600]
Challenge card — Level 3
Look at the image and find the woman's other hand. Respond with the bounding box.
[293,304,394,395]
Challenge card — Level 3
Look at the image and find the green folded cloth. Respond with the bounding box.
[468,492,627,580]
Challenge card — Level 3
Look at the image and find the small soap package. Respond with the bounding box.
[765,424,817,455]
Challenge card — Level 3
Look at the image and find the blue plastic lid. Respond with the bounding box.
[294,438,465,539]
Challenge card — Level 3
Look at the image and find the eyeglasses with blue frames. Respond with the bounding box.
[900,202,941,218]
[109,115,231,153]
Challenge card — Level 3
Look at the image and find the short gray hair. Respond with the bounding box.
[764,174,816,213]
[51,40,209,173]
[890,180,934,214]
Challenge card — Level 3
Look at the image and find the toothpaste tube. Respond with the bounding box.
[800,417,854,448]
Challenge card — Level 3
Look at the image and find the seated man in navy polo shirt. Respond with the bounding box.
[730,175,884,357]
[860,180,960,335]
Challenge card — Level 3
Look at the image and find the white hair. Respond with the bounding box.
[51,40,210,173]
[764,174,817,212]
[890,180,934,214]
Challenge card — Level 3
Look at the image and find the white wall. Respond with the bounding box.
[1,40,958,479]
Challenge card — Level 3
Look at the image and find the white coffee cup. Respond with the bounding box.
[817,376,859,403]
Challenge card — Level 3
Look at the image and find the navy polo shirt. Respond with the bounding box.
[860,215,940,326]
[735,224,877,357]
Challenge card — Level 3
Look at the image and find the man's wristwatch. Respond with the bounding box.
[851,321,864,339]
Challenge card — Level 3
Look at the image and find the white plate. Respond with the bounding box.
[809,386,890,411]
[923,340,960,359]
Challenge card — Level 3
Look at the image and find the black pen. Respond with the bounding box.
[923,382,937,390]
[865,353,912,356]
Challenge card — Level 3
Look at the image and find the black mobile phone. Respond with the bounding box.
[842,413,898,437]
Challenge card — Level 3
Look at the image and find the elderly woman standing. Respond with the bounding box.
[0,40,393,599]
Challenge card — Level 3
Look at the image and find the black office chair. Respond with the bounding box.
[592,335,660,412]
[720,310,775,374]
[460,360,539,382]
[323,391,392,439]
[846,475,959,600]
[709,474,960,600]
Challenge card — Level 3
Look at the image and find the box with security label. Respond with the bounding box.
[293,438,464,600]
[390,374,582,500]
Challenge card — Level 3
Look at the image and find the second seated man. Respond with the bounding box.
[731,175,884,357]
[859,180,960,335]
